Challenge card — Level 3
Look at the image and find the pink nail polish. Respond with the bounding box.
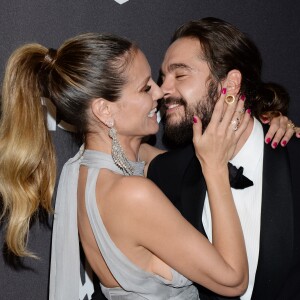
[221,88,227,94]
[272,142,278,149]
[266,138,271,144]
[282,140,287,146]
[193,116,197,123]
[240,95,246,101]
[246,109,251,115]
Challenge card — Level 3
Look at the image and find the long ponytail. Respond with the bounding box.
[0,44,56,257]
[0,33,136,257]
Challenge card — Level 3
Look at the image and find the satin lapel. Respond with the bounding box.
[251,142,294,299]
[180,147,239,300]
[180,147,207,235]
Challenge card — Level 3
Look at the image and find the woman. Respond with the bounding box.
[0,33,294,299]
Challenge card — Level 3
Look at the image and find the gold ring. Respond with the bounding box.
[225,95,236,105]
[287,120,296,131]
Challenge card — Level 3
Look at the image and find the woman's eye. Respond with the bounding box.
[144,85,151,92]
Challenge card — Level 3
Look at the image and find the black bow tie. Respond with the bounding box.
[228,162,253,189]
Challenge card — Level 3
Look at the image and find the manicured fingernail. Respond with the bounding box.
[246,109,251,115]
[221,88,227,94]
[240,94,246,101]
[193,116,197,123]
[261,117,269,124]
[272,142,278,149]
[265,138,271,144]
[281,140,287,146]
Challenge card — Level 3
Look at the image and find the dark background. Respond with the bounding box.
[0,1,299,299]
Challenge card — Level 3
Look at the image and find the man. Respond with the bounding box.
[148,18,300,300]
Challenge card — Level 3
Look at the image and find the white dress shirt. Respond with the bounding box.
[202,118,264,300]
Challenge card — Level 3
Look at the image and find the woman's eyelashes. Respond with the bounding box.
[143,85,151,93]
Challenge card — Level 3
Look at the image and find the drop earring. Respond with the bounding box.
[106,120,133,176]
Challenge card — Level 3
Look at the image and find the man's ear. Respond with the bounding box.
[224,70,242,95]
[91,98,112,125]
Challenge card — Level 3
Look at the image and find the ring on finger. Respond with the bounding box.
[235,107,245,115]
[287,120,296,131]
[231,118,240,131]
[225,95,236,105]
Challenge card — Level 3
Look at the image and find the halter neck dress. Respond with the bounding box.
[50,149,199,300]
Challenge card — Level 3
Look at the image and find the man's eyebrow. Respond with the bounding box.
[160,63,192,78]
[168,63,192,73]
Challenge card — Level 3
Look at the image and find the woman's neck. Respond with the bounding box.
[85,131,142,162]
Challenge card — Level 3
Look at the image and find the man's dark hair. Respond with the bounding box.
[171,17,289,117]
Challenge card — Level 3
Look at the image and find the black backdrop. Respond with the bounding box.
[0,1,299,299]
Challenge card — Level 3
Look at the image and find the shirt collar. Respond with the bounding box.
[230,118,264,179]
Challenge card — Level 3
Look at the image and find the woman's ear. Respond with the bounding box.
[91,98,112,125]
[224,70,242,95]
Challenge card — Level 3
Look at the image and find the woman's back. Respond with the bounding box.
[77,149,199,299]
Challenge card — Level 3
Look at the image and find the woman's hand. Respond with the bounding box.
[260,112,300,148]
[192,91,251,172]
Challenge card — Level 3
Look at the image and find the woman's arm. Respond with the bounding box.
[116,94,249,296]
[117,175,247,296]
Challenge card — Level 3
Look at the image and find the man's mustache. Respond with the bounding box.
[161,97,187,108]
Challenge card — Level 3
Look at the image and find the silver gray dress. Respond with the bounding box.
[50,149,199,300]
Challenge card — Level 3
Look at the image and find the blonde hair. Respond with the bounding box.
[0,33,136,257]
[0,44,56,257]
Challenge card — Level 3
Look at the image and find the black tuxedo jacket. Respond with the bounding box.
[148,131,300,300]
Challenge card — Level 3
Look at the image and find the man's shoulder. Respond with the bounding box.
[150,144,195,167]
[147,144,196,183]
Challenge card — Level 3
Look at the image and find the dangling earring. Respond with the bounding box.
[106,120,133,176]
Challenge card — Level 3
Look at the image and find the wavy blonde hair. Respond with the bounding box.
[0,44,56,257]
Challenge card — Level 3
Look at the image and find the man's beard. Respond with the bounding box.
[162,95,217,149]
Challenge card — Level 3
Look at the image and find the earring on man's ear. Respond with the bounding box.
[225,94,236,105]
[107,120,133,176]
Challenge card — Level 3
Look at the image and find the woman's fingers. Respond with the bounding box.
[263,114,300,148]
[192,115,203,148]
[209,88,227,128]
[219,94,245,133]
[234,108,251,141]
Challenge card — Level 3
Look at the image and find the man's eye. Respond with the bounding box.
[175,74,186,79]
[144,85,151,92]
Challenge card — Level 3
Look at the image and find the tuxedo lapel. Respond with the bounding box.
[180,147,207,235]
[180,148,239,300]
[251,142,294,299]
